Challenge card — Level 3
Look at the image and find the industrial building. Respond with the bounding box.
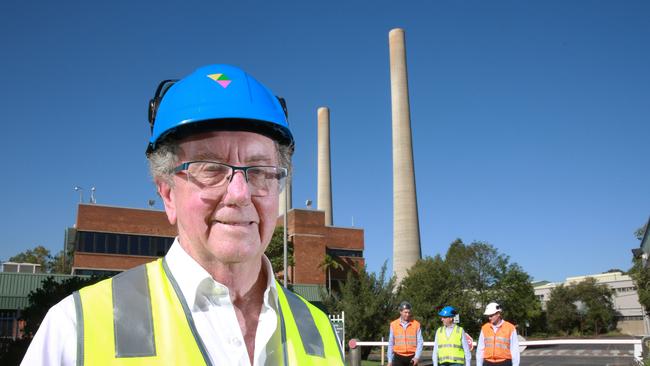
[0,202,364,342]
[534,271,648,336]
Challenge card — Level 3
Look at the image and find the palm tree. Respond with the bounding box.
[319,254,343,292]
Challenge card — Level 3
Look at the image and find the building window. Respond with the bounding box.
[76,231,174,257]
[0,310,17,339]
[74,269,122,277]
[326,248,363,258]
[617,315,644,321]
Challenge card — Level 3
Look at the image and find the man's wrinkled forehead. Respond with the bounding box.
[178,131,278,163]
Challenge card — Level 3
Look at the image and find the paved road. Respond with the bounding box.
[519,344,637,366]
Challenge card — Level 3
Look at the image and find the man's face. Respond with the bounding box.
[400,308,412,322]
[441,316,454,327]
[488,312,502,325]
[158,131,280,268]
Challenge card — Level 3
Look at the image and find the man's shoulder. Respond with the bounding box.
[502,320,516,331]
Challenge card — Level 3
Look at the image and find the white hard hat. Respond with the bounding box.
[484,302,502,316]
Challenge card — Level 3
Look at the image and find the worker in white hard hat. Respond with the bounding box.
[476,302,520,366]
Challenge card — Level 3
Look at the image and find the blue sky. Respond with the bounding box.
[1,1,648,282]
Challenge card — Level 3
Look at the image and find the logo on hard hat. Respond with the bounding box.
[207,73,232,88]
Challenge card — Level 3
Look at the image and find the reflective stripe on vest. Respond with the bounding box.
[276,283,344,365]
[75,258,344,365]
[436,325,465,364]
[481,321,515,362]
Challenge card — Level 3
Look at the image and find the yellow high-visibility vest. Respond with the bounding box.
[436,325,465,364]
[74,259,343,365]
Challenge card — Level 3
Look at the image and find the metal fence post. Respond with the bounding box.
[642,335,650,361]
[349,339,361,366]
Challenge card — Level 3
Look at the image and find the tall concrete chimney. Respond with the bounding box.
[389,28,421,284]
[317,107,333,226]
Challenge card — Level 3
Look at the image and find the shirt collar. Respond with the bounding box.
[492,319,504,329]
[164,238,278,309]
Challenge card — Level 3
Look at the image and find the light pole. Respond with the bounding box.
[74,186,84,203]
[283,179,289,288]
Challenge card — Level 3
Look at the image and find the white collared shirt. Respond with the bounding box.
[21,239,283,366]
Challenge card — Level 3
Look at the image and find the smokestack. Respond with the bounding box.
[389,28,421,284]
[317,107,333,226]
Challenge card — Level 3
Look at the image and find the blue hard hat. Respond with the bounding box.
[438,306,457,317]
[146,64,294,154]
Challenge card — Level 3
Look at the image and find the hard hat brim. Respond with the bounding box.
[147,117,294,155]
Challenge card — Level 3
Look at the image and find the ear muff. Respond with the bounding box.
[148,79,178,132]
[276,96,288,119]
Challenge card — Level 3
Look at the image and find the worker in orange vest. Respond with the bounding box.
[476,302,520,366]
[388,301,423,366]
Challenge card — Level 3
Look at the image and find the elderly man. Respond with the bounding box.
[387,301,423,366]
[476,302,520,366]
[22,65,344,365]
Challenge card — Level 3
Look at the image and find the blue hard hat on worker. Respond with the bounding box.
[146,64,294,154]
[438,306,457,317]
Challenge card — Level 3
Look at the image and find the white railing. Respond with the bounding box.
[350,338,643,363]
[328,311,345,352]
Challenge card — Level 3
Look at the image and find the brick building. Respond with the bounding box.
[70,204,176,276]
[286,209,364,290]
[69,204,364,293]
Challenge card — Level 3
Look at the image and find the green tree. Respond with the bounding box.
[0,275,104,364]
[573,277,616,335]
[629,222,650,315]
[442,239,537,336]
[8,245,74,274]
[398,255,455,338]
[264,227,294,274]
[50,249,72,274]
[492,263,542,331]
[446,240,507,310]
[322,262,396,359]
[9,245,52,271]
[318,254,343,292]
[546,285,579,335]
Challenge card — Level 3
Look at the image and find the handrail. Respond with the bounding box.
[350,338,643,362]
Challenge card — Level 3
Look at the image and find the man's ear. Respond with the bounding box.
[156,178,177,225]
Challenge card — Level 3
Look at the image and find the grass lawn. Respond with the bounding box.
[360,361,382,366]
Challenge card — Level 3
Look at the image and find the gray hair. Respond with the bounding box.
[148,137,293,185]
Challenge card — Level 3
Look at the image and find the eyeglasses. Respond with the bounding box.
[173,161,287,197]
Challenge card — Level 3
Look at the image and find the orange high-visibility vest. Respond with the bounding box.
[481,320,516,363]
[390,318,420,356]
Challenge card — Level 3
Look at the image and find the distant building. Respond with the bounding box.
[0,272,88,341]
[1,262,42,274]
[68,204,364,301]
[69,204,176,276]
[0,204,365,342]
[534,271,648,336]
[286,209,365,298]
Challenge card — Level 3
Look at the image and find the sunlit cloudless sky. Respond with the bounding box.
[1,0,648,282]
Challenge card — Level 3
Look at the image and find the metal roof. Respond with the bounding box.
[0,272,88,310]
[291,284,326,302]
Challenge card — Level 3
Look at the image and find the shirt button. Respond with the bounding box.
[231,337,242,347]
